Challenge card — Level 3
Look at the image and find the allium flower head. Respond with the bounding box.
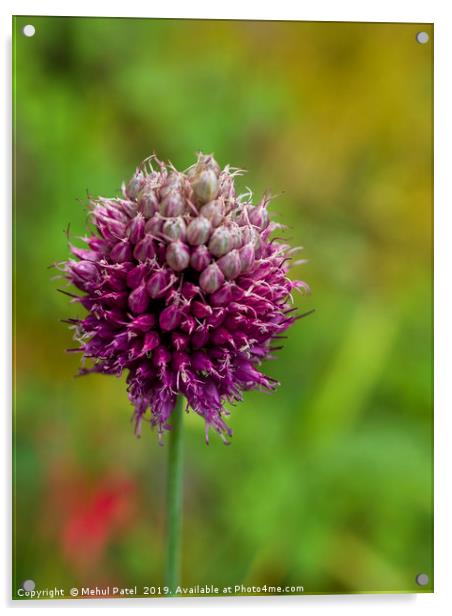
[62,153,310,443]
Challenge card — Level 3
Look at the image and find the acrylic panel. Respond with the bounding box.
[12,16,433,600]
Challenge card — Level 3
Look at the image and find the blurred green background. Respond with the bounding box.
[13,17,433,597]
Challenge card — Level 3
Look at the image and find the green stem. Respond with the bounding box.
[164,395,184,595]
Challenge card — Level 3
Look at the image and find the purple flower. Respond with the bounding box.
[62,153,310,443]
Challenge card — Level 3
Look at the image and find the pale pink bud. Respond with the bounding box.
[199,200,224,227]
[126,213,145,244]
[208,226,232,257]
[162,217,186,242]
[229,223,243,249]
[190,168,219,205]
[188,153,221,177]
[159,190,186,217]
[219,174,235,201]
[99,201,128,221]
[96,217,126,241]
[240,224,255,244]
[241,225,261,250]
[217,249,241,280]
[199,262,225,293]
[126,169,145,200]
[186,216,211,245]
[138,189,159,217]
[120,199,138,218]
[145,213,163,235]
[160,172,183,199]
[239,242,255,273]
[133,234,155,261]
[190,245,211,271]
[248,204,269,229]
[166,241,190,272]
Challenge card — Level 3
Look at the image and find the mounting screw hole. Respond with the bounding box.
[416,32,429,44]
[416,573,429,586]
[22,25,36,38]
[22,579,36,591]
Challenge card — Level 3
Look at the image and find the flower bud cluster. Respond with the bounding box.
[63,152,309,442]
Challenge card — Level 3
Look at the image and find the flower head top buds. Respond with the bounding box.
[63,153,309,443]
